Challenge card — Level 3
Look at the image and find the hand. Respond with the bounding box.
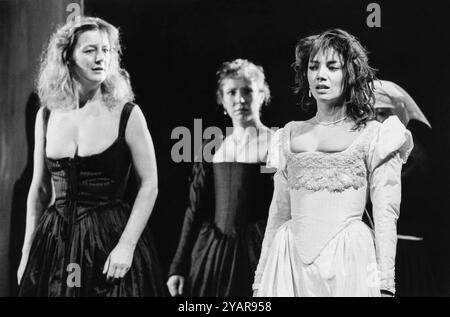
[103,242,135,282]
[167,275,185,297]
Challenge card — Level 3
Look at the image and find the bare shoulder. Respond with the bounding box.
[111,101,128,118]
[288,119,314,137]
[360,119,381,133]
[125,104,150,139]
[35,107,47,132]
[36,106,45,116]
[36,106,45,123]
[128,103,147,127]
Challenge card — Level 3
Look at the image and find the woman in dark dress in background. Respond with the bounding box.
[17,17,166,296]
[166,59,274,297]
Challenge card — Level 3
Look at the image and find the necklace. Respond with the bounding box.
[314,114,348,126]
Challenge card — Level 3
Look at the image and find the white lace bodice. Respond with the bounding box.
[254,116,413,294]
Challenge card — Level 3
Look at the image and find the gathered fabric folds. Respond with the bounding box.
[188,219,266,297]
[168,162,273,297]
[18,103,166,297]
[256,220,380,297]
[254,117,414,297]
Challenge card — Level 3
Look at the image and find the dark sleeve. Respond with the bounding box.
[168,154,213,277]
[397,121,433,236]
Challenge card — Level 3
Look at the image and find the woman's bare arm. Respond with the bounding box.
[119,105,158,247]
[22,107,52,254]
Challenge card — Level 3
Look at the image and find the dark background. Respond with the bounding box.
[1,0,449,296]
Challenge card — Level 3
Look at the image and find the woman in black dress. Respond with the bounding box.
[17,17,166,296]
[166,59,274,297]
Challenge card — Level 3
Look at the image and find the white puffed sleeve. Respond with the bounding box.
[266,127,287,170]
[367,116,414,294]
[253,127,291,292]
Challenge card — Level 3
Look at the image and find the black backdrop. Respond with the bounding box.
[81,0,450,294]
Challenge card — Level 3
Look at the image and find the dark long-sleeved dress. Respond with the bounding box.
[168,147,273,297]
[395,119,437,296]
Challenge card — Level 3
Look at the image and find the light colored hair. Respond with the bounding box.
[216,59,271,106]
[37,16,134,110]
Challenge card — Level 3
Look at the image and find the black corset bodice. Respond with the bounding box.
[168,158,275,286]
[46,139,131,223]
[42,103,135,225]
[212,162,273,235]
[19,103,168,297]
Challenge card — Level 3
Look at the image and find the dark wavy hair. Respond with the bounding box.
[293,29,377,130]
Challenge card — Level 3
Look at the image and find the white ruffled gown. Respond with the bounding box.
[253,117,413,297]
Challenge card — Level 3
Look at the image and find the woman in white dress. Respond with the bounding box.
[253,29,413,297]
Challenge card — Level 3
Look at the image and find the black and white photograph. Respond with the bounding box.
[0,0,449,300]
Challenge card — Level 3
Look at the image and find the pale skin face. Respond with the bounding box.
[43,29,115,158]
[167,78,267,294]
[307,48,345,109]
[220,77,265,128]
[71,29,111,94]
[290,49,363,153]
[18,30,159,285]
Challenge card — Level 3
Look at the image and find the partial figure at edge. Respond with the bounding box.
[373,79,437,296]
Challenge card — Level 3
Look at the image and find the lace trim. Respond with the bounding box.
[281,122,378,193]
[287,150,367,192]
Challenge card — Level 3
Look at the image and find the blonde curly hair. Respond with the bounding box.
[216,59,271,106]
[37,16,134,110]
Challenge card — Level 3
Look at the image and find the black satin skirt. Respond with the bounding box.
[18,203,167,297]
[187,219,265,297]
